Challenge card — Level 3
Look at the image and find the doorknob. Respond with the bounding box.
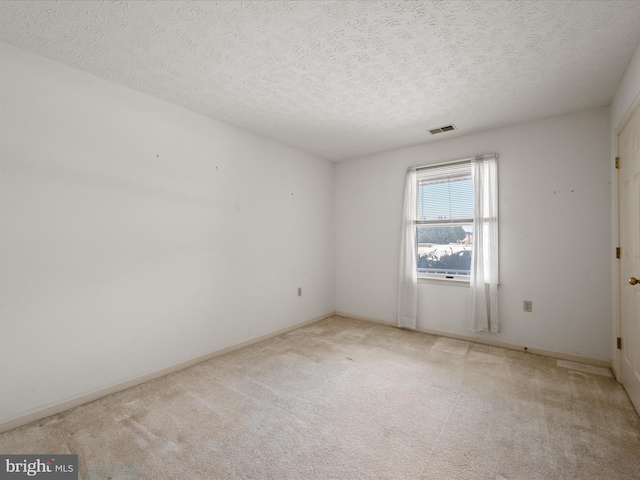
[630,277,639,285]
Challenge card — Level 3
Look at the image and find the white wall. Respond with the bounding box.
[0,42,334,425]
[610,41,640,375]
[612,42,640,131]
[336,107,611,361]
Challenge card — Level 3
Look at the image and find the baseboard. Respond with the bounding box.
[611,363,621,382]
[0,312,335,435]
[335,311,612,369]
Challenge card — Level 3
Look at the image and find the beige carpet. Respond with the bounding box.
[1,316,639,479]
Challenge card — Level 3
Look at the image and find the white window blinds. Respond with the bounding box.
[417,161,473,224]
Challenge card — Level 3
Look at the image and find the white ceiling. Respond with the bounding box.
[1,1,640,161]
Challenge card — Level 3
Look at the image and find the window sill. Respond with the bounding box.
[418,276,471,287]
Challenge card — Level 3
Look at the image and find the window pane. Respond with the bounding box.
[418,176,473,222]
[417,225,473,276]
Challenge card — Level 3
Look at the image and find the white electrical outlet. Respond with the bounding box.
[523,300,533,312]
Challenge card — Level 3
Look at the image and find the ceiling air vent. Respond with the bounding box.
[429,124,456,134]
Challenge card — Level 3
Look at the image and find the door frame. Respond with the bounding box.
[614,94,640,381]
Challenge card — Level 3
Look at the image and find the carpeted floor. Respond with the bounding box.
[1,316,639,479]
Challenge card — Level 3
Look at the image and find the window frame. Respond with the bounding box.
[415,159,474,282]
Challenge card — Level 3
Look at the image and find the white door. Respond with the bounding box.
[619,102,640,413]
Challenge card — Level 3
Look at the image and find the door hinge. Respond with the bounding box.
[616,247,621,259]
[617,337,622,349]
[616,157,620,169]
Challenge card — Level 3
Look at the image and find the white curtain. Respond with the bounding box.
[397,167,418,329]
[469,154,499,333]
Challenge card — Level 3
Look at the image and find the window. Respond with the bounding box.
[416,161,473,279]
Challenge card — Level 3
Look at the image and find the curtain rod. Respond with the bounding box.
[415,153,497,171]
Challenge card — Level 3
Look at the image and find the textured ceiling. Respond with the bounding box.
[1,1,640,161]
